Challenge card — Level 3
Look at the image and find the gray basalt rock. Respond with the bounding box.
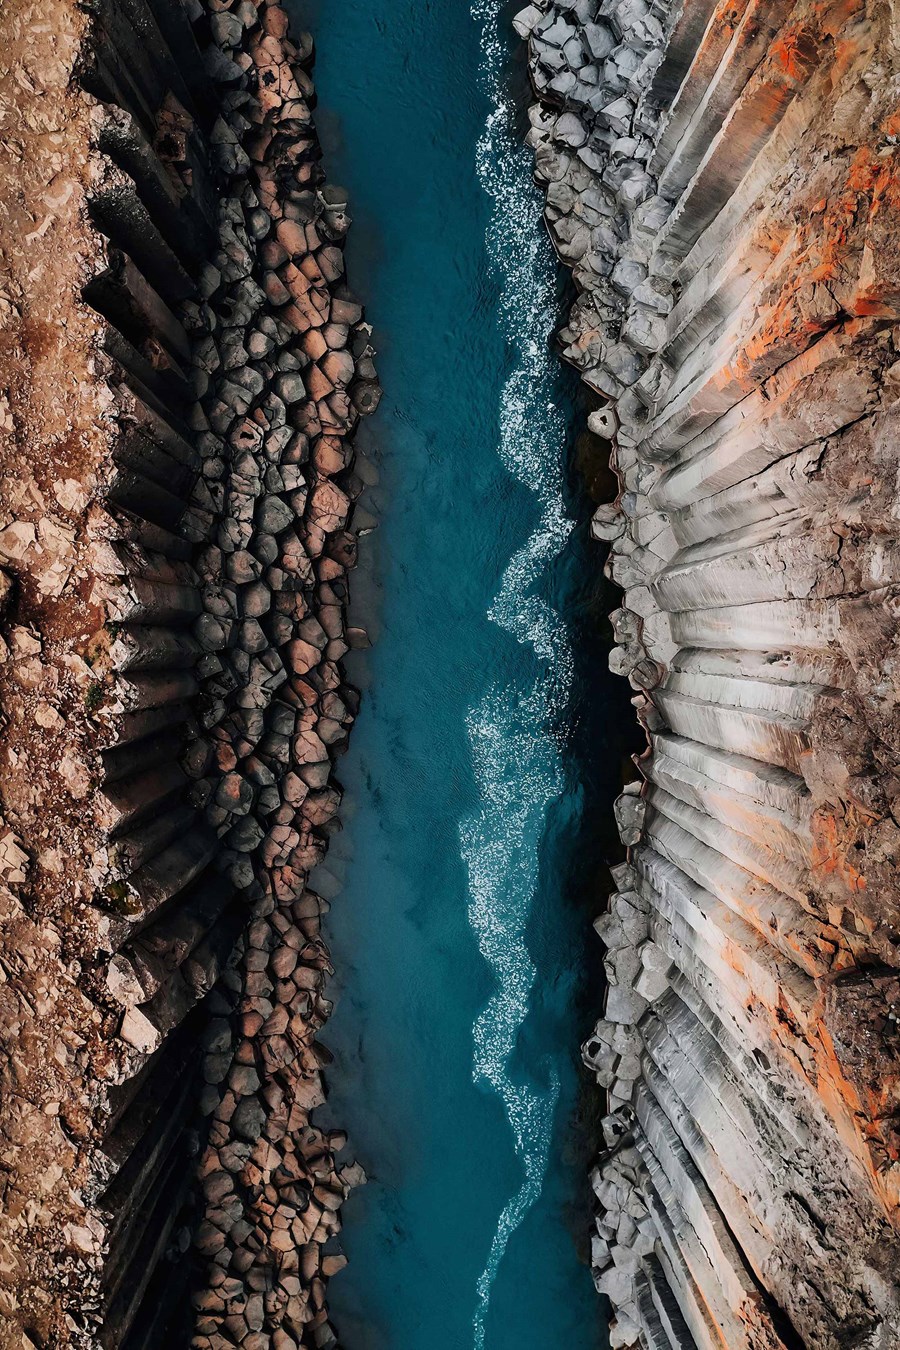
[520,1,900,1345]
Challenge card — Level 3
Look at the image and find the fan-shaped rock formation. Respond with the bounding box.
[517,0,900,1345]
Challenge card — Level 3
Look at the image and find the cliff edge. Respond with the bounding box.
[517,0,900,1345]
[0,1,377,1344]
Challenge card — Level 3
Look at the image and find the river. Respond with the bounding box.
[287,1,630,1345]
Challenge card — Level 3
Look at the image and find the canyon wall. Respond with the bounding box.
[517,0,900,1346]
[6,0,900,1345]
[0,1,376,1345]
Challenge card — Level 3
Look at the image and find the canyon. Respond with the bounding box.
[2,0,900,1347]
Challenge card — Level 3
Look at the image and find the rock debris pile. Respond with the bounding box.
[518,0,900,1346]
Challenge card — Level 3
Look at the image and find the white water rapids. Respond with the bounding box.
[461,4,576,1345]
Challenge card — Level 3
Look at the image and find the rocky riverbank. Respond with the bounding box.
[177,9,378,1347]
[516,0,900,1346]
[0,0,378,1343]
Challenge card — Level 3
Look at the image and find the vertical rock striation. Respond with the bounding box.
[517,0,900,1345]
[0,1,377,1345]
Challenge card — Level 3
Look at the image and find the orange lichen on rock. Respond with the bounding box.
[810,807,869,894]
[525,0,900,1342]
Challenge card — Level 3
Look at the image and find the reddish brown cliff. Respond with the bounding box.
[0,1,377,1345]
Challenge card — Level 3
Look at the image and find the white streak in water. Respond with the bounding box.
[461,3,574,1346]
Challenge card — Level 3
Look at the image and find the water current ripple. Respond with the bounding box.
[461,4,575,1346]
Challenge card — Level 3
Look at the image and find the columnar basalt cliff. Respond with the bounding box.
[0,1,377,1345]
[516,0,900,1345]
[9,0,900,1344]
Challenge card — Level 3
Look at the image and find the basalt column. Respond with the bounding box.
[0,2,378,1346]
[516,0,900,1347]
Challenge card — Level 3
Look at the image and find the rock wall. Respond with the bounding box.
[0,1,377,1345]
[516,0,900,1346]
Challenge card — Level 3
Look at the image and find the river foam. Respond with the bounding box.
[461,4,575,1344]
[292,0,610,1341]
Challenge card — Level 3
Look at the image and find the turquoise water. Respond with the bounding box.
[288,1,630,1346]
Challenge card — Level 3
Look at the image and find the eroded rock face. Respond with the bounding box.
[0,0,378,1345]
[518,0,900,1345]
